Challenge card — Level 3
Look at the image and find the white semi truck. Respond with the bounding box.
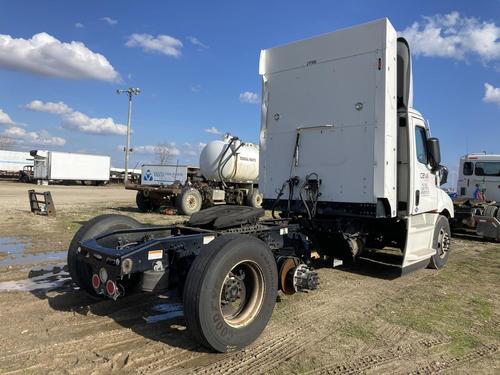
[31,150,110,185]
[128,134,262,215]
[451,153,500,241]
[67,19,453,353]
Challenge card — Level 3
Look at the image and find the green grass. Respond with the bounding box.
[339,322,376,341]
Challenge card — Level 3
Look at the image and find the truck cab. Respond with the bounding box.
[259,18,454,273]
[457,154,500,202]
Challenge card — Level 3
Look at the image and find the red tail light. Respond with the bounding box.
[91,274,100,289]
[106,280,116,296]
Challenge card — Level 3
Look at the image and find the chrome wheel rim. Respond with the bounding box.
[219,260,265,328]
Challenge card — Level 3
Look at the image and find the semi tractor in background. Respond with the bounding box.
[128,134,263,215]
[450,153,500,241]
[67,19,454,353]
[31,150,111,185]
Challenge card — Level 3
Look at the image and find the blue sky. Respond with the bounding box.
[0,0,498,184]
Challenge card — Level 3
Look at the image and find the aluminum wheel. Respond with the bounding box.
[220,260,265,328]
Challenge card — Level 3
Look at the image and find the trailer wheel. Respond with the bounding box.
[246,189,263,208]
[183,234,278,352]
[176,188,202,215]
[68,214,142,297]
[428,215,451,269]
[136,191,154,212]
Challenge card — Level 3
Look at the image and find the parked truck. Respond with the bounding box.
[31,150,110,185]
[67,19,453,353]
[0,150,33,178]
[450,153,500,241]
[128,134,263,215]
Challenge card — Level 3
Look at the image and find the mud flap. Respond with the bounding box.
[401,213,438,273]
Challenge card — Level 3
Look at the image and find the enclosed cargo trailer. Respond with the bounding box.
[31,150,110,184]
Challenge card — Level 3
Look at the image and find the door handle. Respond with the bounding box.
[415,190,420,206]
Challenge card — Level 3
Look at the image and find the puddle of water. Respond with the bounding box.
[0,236,66,267]
[0,270,71,292]
[144,302,184,323]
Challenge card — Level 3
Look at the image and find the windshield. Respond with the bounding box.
[474,162,500,177]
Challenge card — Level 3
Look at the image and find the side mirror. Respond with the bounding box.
[438,166,448,186]
[427,137,441,168]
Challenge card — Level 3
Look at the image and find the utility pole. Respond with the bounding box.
[116,87,141,184]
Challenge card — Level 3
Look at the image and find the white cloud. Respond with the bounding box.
[0,109,15,125]
[399,11,500,62]
[74,22,84,28]
[101,17,117,25]
[25,100,127,136]
[239,91,259,104]
[190,84,202,93]
[125,34,183,57]
[204,126,221,135]
[3,126,65,146]
[182,141,207,158]
[483,83,500,106]
[25,100,72,115]
[62,111,127,135]
[187,36,209,50]
[0,32,120,82]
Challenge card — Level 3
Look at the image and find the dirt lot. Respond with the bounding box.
[0,180,498,374]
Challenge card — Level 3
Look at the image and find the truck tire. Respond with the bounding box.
[68,214,142,297]
[484,205,498,218]
[176,188,202,215]
[183,234,278,352]
[246,189,263,208]
[136,191,154,212]
[428,215,451,269]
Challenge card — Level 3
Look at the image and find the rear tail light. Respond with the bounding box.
[106,280,116,296]
[91,274,100,289]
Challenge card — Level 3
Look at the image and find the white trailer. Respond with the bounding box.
[31,150,110,184]
[0,150,33,176]
[451,153,500,241]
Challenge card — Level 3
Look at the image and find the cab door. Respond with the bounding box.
[409,117,438,214]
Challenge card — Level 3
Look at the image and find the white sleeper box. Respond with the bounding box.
[259,18,398,216]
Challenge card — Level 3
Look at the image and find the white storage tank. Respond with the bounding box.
[200,134,259,183]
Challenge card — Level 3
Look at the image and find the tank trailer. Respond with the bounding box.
[68,19,453,352]
[128,134,263,215]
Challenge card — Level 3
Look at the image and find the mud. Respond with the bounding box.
[0,181,499,374]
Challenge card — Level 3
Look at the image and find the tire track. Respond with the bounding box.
[406,344,498,375]
[304,338,447,375]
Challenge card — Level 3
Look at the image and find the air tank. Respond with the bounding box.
[199,134,259,183]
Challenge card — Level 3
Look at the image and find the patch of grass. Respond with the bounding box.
[470,296,493,320]
[340,322,376,341]
[448,333,481,356]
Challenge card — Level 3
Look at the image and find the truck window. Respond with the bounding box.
[463,162,473,176]
[474,162,500,177]
[415,126,428,165]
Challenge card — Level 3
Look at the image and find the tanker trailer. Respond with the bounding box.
[128,134,263,215]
